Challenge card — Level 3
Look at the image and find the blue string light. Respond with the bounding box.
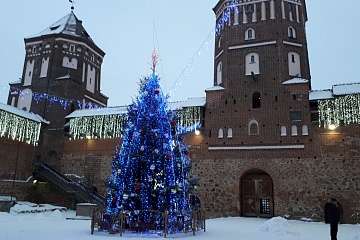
[11,86,101,110]
[215,0,239,36]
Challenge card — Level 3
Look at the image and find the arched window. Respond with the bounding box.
[302,125,309,136]
[281,126,287,136]
[245,53,260,75]
[288,26,296,39]
[288,52,301,77]
[218,128,224,139]
[245,28,255,40]
[216,61,223,85]
[252,92,261,109]
[291,125,298,136]
[248,120,259,136]
[227,128,233,138]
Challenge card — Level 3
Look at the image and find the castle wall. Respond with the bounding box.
[190,125,360,223]
[53,126,360,223]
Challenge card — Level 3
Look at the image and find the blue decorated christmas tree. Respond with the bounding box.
[105,52,192,233]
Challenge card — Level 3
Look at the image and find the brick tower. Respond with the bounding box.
[206,0,311,147]
[7,12,108,167]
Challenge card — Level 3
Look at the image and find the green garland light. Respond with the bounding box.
[318,94,360,127]
[0,109,41,145]
[69,106,204,140]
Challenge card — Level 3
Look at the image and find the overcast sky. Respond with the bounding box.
[0,0,359,106]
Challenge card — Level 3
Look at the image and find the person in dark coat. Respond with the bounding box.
[324,198,341,240]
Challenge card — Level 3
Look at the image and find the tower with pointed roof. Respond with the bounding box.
[7,12,108,166]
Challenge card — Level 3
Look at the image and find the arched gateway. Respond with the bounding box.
[240,169,274,218]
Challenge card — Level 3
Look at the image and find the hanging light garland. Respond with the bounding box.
[0,109,41,145]
[318,94,360,127]
[69,106,204,140]
[69,114,127,140]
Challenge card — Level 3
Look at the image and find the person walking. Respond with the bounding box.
[324,198,341,240]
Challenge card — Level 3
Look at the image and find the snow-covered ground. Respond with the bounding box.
[0,204,359,240]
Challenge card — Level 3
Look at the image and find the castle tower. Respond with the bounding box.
[7,12,108,166]
[206,0,312,147]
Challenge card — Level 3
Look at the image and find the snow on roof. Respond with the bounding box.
[333,83,360,96]
[66,97,206,119]
[282,78,309,85]
[56,74,71,80]
[9,79,22,85]
[309,82,360,101]
[0,103,49,123]
[66,106,128,118]
[309,90,333,101]
[27,12,93,42]
[169,97,206,110]
[205,86,225,91]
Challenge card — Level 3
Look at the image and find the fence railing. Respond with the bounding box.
[91,208,206,237]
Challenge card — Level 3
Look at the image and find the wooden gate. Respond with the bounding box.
[241,170,273,218]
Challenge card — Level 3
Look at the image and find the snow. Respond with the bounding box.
[10,202,67,214]
[28,13,78,39]
[66,106,128,118]
[0,103,49,123]
[66,98,206,119]
[205,86,225,91]
[282,77,309,85]
[309,82,360,101]
[333,83,360,96]
[168,97,206,110]
[56,74,71,80]
[309,89,334,101]
[1,209,359,240]
[0,196,16,201]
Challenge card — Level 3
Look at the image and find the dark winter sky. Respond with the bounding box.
[0,0,359,106]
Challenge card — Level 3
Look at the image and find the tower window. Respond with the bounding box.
[245,53,260,75]
[245,28,255,40]
[288,52,301,77]
[218,128,224,139]
[250,55,256,64]
[69,44,76,52]
[248,120,259,136]
[216,61,223,85]
[288,26,297,39]
[281,126,287,136]
[302,125,309,136]
[252,92,261,109]
[32,46,37,53]
[291,125,298,136]
[227,128,233,138]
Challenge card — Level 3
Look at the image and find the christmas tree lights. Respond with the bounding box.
[318,94,360,127]
[104,71,193,234]
[0,109,41,145]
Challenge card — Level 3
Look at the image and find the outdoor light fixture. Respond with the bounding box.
[195,129,200,136]
[328,124,338,131]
